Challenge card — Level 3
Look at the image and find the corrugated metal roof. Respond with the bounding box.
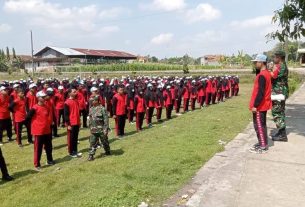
[72,48,136,58]
[35,46,136,59]
[49,46,84,56]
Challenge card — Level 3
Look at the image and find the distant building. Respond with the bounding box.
[24,46,137,72]
[200,55,223,66]
[297,48,305,67]
[137,56,149,63]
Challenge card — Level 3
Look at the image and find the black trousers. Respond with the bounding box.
[146,107,154,124]
[16,121,32,144]
[56,109,65,127]
[34,134,53,167]
[175,98,182,113]
[136,112,145,131]
[156,108,162,120]
[67,125,80,154]
[0,118,12,142]
[115,115,126,136]
[253,111,268,148]
[166,104,173,119]
[0,147,9,177]
[80,109,88,128]
[127,109,135,123]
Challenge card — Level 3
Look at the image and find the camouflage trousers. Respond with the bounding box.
[89,133,110,156]
[272,100,286,129]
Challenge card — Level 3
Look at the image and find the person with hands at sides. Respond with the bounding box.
[249,54,272,154]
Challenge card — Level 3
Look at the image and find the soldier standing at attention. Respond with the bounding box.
[87,96,110,161]
[271,51,289,142]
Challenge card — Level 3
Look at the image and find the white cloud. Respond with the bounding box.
[0,23,12,33]
[3,0,122,36]
[99,7,126,19]
[185,3,221,23]
[141,0,186,11]
[230,15,273,28]
[151,33,173,45]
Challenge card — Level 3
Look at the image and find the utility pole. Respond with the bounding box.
[30,30,34,77]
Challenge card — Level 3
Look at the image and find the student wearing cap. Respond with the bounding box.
[64,88,82,158]
[10,83,20,133]
[155,85,164,122]
[249,54,272,153]
[190,81,197,111]
[9,88,32,146]
[134,89,146,131]
[163,85,173,119]
[87,95,110,161]
[197,79,206,108]
[0,146,14,181]
[174,80,184,113]
[45,88,59,137]
[54,86,65,128]
[112,85,127,137]
[26,91,54,170]
[77,84,88,128]
[270,51,289,142]
[26,83,37,111]
[0,86,13,144]
[144,83,155,128]
[205,77,212,106]
[182,82,190,112]
[126,84,135,124]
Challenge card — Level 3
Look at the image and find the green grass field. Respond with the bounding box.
[0,82,253,207]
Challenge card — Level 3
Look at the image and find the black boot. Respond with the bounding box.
[271,129,281,138]
[272,128,288,142]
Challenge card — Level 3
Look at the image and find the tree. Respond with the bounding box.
[268,0,305,42]
[151,56,158,63]
[12,48,17,59]
[182,54,189,74]
[6,47,10,61]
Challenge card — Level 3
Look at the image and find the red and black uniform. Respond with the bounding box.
[26,91,37,111]
[105,86,114,117]
[77,90,87,128]
[112,93,126,136]
[45,97,58,137]
[175,84,183,113]
[126,89,135,123]
[205,79,212,105]
[54,91,65,127]
[234,77,239,96]
[155,89,164,121]
[190,85,197,111]
[27,104,53,168]
[182,85,190,112]
[197,81,206,107]
[10,97,32,145]
[134,94,146,131]
[211,79,217,104]
[145,89,155,126]
[0,94,12,142]
[163,89,173,119]
[9,90,18,133]
[64,98,80,155]
[249,70,272,148]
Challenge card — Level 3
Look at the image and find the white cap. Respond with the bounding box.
[46,88,54,92]
[99,83,104,87]
[147,83,152,87]
[36,91,47,98]
[13,84,20,88]
[58,86,64,90]
[90,87,98,92]
[166,85,171,89]
[0,86,6,91]
[29,83,37,89]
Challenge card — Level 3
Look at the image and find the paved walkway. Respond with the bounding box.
[165,81,305,207]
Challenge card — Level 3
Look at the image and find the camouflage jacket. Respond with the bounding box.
[88,105,109,134]
[272,63,289,98]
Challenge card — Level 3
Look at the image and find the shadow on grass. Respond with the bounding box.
[0,169,38,186]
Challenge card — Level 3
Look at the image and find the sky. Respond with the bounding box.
[0,0,285,58]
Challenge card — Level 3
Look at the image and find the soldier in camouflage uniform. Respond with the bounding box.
[271,51,289,142]
[87,96,111,161]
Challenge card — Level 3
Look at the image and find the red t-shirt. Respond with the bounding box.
[13,98,26,122]
[26,91,37,110]
[0,94,10,119]
[31,104,51,135]
[65,98,80,126]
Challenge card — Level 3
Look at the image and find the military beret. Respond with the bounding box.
[274,50,286,57]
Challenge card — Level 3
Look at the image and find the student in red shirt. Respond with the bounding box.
[26,91,54,171]
[77,84,88,128]
[112,85,126,138]
[26,83,37,111]
[0,86,13,144]
[163,85,173,119]
[10,89,32,147]
[54,86,65,128]
[249,54,272,154]
[155,85,164,122]
[134,89,146,131]
[64,88,82,158]
[45,88,59,137]
[144,83,155,128]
